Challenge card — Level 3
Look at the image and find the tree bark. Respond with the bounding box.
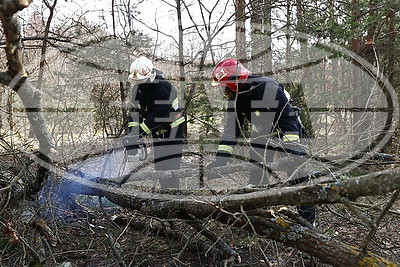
[249,0,272,73]
[176,0,187,137]
[235,0,246,60]
[263,0,272,69]
[250,0,263,73]
[63,166,400,217]
[217,213,396,266]
[351,0,369,151]
[386,9,397,86]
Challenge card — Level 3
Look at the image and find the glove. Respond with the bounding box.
[206,157,228,170]
[155,124,171,136]
[205,157,229,179]
[126,147,138,156]
[122,135,140,161]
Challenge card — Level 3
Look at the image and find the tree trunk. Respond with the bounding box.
[0,4,52,262]
[37,0,57,91]
[386,9,397,86]
[250,0,272,73]
[296,0,307,64]
[111,0,129,135]
[263,0,272,70]
[66,166,400,215]
[351,0,368,151]
[0,1,53,196]
[235,0,246,60]
[217,214,395,266]
[176,0,187,137]
[250,0,263,73]
[285,0,292,80]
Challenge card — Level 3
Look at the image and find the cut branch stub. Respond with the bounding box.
[1,14,26,78]
[0,0,33,14]
[0,0,32,77]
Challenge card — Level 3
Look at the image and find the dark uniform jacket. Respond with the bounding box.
[129,70,184,140]
[216,75,300,159]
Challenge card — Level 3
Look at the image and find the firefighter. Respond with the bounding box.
[206,58,315,223]
[124,56,185,189]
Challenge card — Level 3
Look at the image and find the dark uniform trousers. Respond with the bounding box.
[152,123,184,189]
[248,133,316,223]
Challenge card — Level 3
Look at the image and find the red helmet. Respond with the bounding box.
[211,58,250,92]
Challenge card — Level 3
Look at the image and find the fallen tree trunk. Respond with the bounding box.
[80,151,400,186]
[217,213,396,266]
[62,166,400,216]
[56,166,400,266]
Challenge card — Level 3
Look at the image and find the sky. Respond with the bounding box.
[21,0,237,60]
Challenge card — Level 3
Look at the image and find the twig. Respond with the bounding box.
[185,215,240,261]
[277,209,319,232]
[326,204,358,225]
[361,189,400,253]
[341,197,374,227]
[113,215,227,262]
[42,236,57,264]
[99,197,127,267]
[0,160,32,193]
[18,236,42,263]
[350,201,400,217]
[257,242,273,267]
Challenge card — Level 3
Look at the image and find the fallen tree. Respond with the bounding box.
[56,164,400,266]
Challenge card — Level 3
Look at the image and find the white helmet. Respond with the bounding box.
[129,56,156,82]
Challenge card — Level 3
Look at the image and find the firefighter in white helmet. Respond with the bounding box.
[128,56,156,82]
[124,56,185,189]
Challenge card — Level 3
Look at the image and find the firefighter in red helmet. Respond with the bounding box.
[211,58,250,92]
[207,58,316,223]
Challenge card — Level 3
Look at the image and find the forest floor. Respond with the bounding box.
[1,143,400,266]
[2,192,398,267]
